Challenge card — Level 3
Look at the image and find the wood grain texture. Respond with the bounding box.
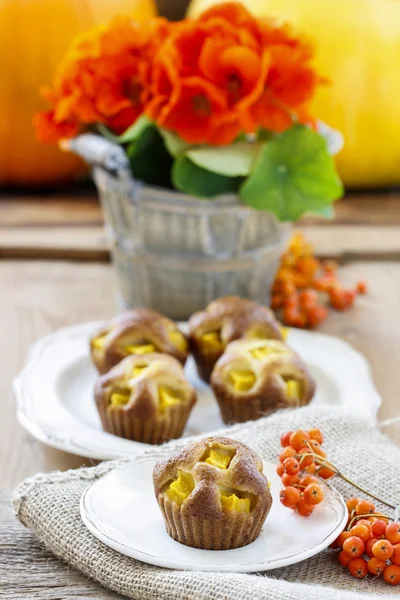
[2,194,400,261]
[0,492,121,599]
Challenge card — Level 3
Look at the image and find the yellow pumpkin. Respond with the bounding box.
[0,0,157,188]
[188,0,400,188]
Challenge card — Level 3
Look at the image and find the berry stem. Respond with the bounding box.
[297,452,397,510]
[347,512,392,530]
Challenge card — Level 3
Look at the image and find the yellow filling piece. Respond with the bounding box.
[228,369,256,392]
[286,380,300,402]
[205,450,231,469]
[201,331,223,349]
[110,391,131,407]
[250,346,275,360]
[159,385,181,415]
[168,330,187,352]
[220,494,251,513]
[165,471,194,505]
[280,326,289,341]
[131,365,148,378]
[92,334,106,349]
[125,343,156,355]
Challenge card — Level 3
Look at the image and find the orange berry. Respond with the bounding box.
[348,558,368,579]
[365,537,378,558]
[330,288,356,311]
[295,498,315,517]
[337,531,352,549]
[343,536,365,558]
[280,486,301,509]
[289,430,311,451]
[299,474,319,487]
[392,543,400,566]
[356,281,367,295]
[318,466,336,479]
[356,519,372,530]
[271,294,284,310]
[279,447,296,463]
[280,431,293,447]
[297,447,314,468]
[372,539,393,560]
[309,439,325,457]
[350,523,371,543]
[281,473,300,487]
[283,457,300,476]
[355,500,375,516]
[307,305,328,328]
[346,498,359,512]
[323,260,338,273]
[304,483,324,506]
[308,428,324,445]
[383,564,400,586]
[367,557,386,576]
[371,519,387,537]
[338,550,352,567]
[276,463,284,477]
[304,463,317,474]
[298,290,318,310]
[386,522,400,545]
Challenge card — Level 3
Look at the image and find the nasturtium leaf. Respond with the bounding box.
[159,129,192,157]
[99,115,153,145]
[186,143,262,177]
[127,125,173,188]
[240,125,343,222]
[172,157,242,198]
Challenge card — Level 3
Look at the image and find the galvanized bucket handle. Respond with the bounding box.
[61,134,131,176]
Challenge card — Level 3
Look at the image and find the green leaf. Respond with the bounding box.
[99,115,153,145]
[127,125,173,189]
[186,143,261,177]
[240,125,343,221]
[159,129,192,157]
[172,157,242,198]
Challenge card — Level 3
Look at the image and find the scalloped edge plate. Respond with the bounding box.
[14,321,381,460]
[80,456,348,572]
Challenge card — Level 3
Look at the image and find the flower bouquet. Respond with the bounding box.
[35,2,343,319]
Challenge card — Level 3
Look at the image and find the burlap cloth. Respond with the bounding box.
[14,405,400,600]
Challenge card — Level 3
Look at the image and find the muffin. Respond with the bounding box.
[90,309,188,374]
[188,296,284,382]
[211,338,315,424]
[95,353,196,444]
[153,437,272,550]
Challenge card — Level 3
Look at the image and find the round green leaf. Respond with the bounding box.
[172,157,242,198]
[187,143,261,177]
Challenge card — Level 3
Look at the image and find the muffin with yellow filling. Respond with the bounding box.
[95,353,196,444]
[211,339,315,424]
[153,437,272,550]
[90,309,188,374]
[188,296,285,383]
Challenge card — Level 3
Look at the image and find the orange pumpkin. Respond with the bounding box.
[0,0,157,188]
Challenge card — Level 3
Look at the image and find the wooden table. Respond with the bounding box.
[1,192,399,598]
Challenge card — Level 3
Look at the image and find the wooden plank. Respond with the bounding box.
[2,224,400,262]
[0,492,121,599]
[2,191,400,228]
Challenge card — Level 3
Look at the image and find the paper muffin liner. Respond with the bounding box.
[97,402,192,445]
[157,495,267,550]
[215,393,284,424]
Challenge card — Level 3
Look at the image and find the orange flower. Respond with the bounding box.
[35,3,324,146]
[35,16,170,141]
[155,76,240,145]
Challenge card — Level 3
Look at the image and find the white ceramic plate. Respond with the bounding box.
[80,456,348,572]
[14,321,381,460]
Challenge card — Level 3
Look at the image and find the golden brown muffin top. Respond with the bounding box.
[211,338,315,406]
[188,296,283,347]
[90,309,188,374]
[153,437,272,518]
[95,353,196,419]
